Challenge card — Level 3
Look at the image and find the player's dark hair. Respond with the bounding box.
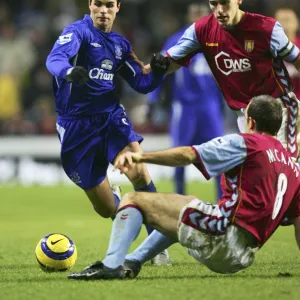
[89,0,122,4]
[247,95,283,136]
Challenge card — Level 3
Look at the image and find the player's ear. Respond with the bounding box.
[249,117,256,131]
[117,3,121,12]
[237,0,243,5]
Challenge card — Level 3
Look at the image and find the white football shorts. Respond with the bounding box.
[177,199,258,274]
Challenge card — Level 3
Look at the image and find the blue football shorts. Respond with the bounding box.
[56,105,143,189]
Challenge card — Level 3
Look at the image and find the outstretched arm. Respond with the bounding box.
[114,146,197,174]
[167,59,183,74]
[115,134,248,179]
[118,51,167,94]
[144,23,202,76]
[142,57,182,76]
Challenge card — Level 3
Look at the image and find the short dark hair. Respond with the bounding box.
[89,0,122,4]
[247,95,283,136]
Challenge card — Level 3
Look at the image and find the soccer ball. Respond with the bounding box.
[35,233,77,272]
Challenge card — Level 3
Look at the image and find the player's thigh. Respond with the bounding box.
[115,141,152,187]
[121,192,195,240]
[85,176,116,218]
[63,153,115,218]
[60,136,109,187]
[58,118,108,189]
[59,132,115,217]
[187,225,256,274]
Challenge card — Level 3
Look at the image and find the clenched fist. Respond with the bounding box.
[66,66,89,85]
[150,53,170,77]
[114,152,142,174]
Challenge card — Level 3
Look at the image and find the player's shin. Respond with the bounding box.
[125,231,176,264]
[134,180,157,235]
[102,205,143,269]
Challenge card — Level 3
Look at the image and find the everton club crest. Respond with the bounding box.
[244,40,254,53]
[115,44,123,59]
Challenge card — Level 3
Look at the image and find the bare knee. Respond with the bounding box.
[118,192,159,227]
[118,192,157,225]
[119,192,139,209]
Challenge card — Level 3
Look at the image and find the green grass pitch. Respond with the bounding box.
[0,181,300,300]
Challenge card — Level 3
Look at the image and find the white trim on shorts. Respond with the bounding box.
[177,199,257,274]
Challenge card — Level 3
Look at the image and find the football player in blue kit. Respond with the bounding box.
[46,0,171,264]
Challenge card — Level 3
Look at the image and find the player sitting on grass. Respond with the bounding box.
[68,95,300,280]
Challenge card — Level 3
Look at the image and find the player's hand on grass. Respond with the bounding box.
[150,53,170,77]
[114,152,142,174]
[66,66,89,85]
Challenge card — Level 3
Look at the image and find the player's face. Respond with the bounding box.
[89,0,120,32]
[209,0,243,28]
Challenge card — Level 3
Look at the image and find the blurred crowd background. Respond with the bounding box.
[0,0,300,135]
